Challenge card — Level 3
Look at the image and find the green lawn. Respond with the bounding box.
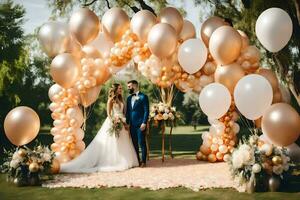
[1,125,300,200]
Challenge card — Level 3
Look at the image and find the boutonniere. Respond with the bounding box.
[135,96,140,100]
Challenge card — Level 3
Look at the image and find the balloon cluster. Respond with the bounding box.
[35,5,299,164]
[197,8,300,162]
[48,84,86,163]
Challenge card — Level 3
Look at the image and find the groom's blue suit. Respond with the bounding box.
[126,92,149,164]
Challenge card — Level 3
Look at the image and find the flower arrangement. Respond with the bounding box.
[108,115,126,137]
[1,145,55,186]
[227,134,292,191]
[149,102,181,126]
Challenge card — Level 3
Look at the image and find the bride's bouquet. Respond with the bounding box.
[109,115,126,137]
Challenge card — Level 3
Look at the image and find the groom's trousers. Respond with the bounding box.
[130,125,147,164]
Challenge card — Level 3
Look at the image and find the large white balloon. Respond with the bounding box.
[199,83,231,119]
[255,8,293,52]
[178,39,207,74]
[234,74,273,120]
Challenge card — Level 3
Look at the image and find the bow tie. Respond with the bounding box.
[132,93,137,96]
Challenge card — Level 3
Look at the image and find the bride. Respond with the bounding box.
[60,83,139,173]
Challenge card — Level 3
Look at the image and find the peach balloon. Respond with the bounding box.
[262,103,300,146]
[209,26,242,65]
[75,128,84,141]
[51,143,61,152]
[38,21,70,58]
[257,68,279,91]
[94,65,111,85]
[82,45,102,59]
[80,86,102,107]
[102,7,130,42]
[214,63,245,93]
[200,144,211,155]
[148,23,177,58]
[76,140,86,151]
[201,16,227,46]
[50,53,80,88]
[69,8,100,45]
[48,84,63,102]
[158,7,183,34]
[237,30,249,50]
[208,153,217,163]
[179,20,196,42]
[202,62,217,75]
[130,10,157,43]
[242,45,260,63]
[66,106,84,123]
[55,152,71,163]
[4,106,40,146]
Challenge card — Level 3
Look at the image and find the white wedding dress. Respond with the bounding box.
[60,103,139,173]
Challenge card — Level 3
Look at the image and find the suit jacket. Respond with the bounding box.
[126,92,149,127]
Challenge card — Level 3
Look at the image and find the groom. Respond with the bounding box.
[126,80,149,167]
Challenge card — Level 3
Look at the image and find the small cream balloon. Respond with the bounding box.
[178,38,207,74]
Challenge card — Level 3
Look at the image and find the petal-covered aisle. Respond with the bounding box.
[43,159,243,192]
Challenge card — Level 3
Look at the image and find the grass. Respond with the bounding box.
[1,125,300,200]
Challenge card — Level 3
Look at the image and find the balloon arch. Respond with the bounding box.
[36,7,300,164]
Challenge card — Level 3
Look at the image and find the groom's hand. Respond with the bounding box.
[140,123,146,132]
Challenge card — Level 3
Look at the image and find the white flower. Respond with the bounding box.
[273,165,284,175]
[42,153,51,162]
[232,151,243,169]
[150,112,155,118]
[10,160,19,169]
[164,108,170,113]
[252,164,261,173]
[168,113,175,120]
[158,106,164,112]
[163,113,169,120]
[171,107,176,112]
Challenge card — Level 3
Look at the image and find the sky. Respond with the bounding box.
[13,0,212,35]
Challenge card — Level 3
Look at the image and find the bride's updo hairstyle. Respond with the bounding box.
[108,83,123,103]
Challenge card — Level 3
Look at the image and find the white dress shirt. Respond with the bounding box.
[131,91,139,108]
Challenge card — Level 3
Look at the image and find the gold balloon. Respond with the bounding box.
[272,156,283,165]
[209,26,242,65]
[202,61,217,75]
[255,117,262,128]
[69,8,100,45]
[38,21,70,58]
[4,106,40,146]
[243,46,260,63]
[50,53,80,88]
[257,68,279,91]
[262,103,300,146]
[201,16,227,46]
[237,30,249,50]
[82,45,102,59]
[214,63,245,93]
[51,159,60,174]
[102,7,130,42]
[179,20,196,42]
[208,153,217,163]
[94,65,111,85]
[80,86,102,107]
[130,10,157,43]
[148,23,177,58]
[159,7,183,34]
[29,162,39,172]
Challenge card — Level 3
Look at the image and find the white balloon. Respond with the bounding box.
[178,39,208,74]
[255,8,293,52]
[199,83,231,119]
[234,74,273,120]
[89,32,114,56]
